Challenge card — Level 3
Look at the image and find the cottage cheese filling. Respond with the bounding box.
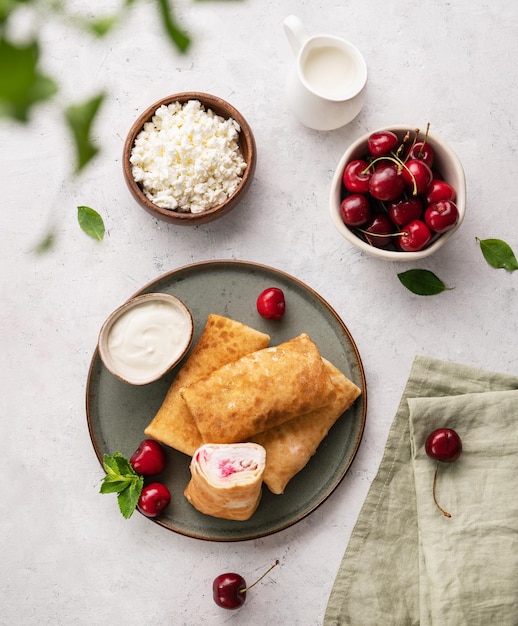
[130,99,247,213]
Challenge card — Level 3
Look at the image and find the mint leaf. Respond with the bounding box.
[100,452,143,518]
[118,475,144,519]
[397,269,451,296]
[111,452,134,477]
[100,478,133,494]
[476,237,518,271]
[102,452,124,476]
[77,205,105,240]
[102,452,136,483]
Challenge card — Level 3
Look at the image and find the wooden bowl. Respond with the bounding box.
[123,93,257,225]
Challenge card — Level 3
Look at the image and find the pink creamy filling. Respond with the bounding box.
[194,449,208,463]
[219,460,238,477]
[217,458,258,478]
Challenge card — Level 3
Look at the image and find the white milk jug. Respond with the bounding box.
[283,15,367,131]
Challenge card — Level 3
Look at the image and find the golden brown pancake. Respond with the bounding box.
[180,333,337,444]
[252,359,361,494]
[144,314,270,455]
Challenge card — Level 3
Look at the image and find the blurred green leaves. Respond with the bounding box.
[85,15,120,37]
[1,0,195,166]
[1,0,236,247]
[158,0,191,53]
[65,93,106,174]
[0,37,58,121]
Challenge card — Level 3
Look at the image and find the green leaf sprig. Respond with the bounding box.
[100,452,144,519]
[476,237,518,271]
[397,269,451,296]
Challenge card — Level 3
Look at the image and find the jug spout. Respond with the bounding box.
[283,15,309,56]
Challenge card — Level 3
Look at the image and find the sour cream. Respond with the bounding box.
[99,294,193,385]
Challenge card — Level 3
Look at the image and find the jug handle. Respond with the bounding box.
[283,15,309,56]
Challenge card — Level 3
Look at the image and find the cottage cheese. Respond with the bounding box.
[130,100,247,213]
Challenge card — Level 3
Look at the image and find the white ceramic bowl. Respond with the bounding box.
[98,293,193,385]
[329,125,466,261]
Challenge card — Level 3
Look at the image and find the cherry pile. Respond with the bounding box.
[340,126,459,252]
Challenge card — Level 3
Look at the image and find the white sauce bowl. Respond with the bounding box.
[98,293,193,385]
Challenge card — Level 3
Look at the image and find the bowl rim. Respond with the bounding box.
[329,125,466,260]
[98,292,194,385]
[122,92,257,225]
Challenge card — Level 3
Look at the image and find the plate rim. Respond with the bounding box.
[86,259,367,541]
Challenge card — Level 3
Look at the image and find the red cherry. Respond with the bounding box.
[340,194,371,227]
[402,159,433,195]
[398,219,431,252]
[363,214,395,248]
[368,163,405,201]
[425,428,462,462]
[213,573,246,609]
[387,197,423,227]
[342,159,372,193]
[213,560,279,610]
[367,130,399,157]
[424,200,459,234]
[137,482,171,518]
[256,288,285,320]
[406,140,434,167]
[425,428,462,518]
[424,179,456,205]
[130,439,167,476]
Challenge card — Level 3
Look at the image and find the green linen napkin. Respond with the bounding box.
[324,355,518,626]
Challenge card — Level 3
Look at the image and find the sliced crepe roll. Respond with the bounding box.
[144,314,270,456]
[184,443,266,521]
[181,333,337,444]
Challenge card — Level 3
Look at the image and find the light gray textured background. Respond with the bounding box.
[2,1,517,624]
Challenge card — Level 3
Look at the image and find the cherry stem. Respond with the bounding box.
[432,461,451,518]
[356,228,407,238]
[361,155,418,196]
[405,128,420,160]
[418,122,431,158]
[395,131,411,160]
[240,560,280,594]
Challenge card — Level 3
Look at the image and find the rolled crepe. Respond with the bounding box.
[180,333,337,444]
[252,359,361,494]
[184,443,266,520]
[144,314,270,455]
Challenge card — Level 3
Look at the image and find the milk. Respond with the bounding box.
[302,45,354,100]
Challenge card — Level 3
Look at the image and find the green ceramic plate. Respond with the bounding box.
[86,260,367,541]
